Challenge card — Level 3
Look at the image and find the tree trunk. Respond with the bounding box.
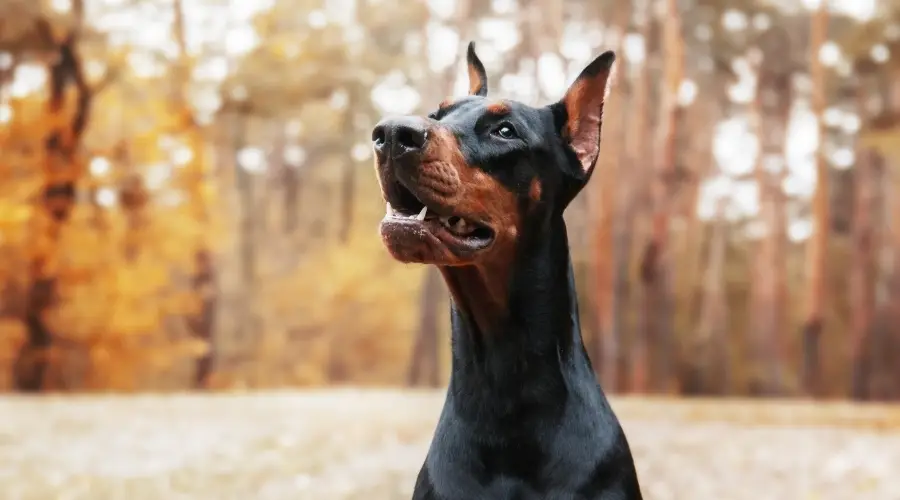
[232,113,256,339]
[173,0,218,388]
[263,121,286,237]
[283,154,301,235]
[14,12,92,391]
[640,0,682,394]
[747,31,792,396]
[688,198,729,395]
[338,158,356,243]
[336,87,359,244]
[846,68,883,400]
[628,4,655,394]
[801,3,830,397]
[880,68,900,401]
[676,78,724,394]
[113,140,147,263]
[850,151,877,400]
[593,0,631,393]
[408,267,443,387]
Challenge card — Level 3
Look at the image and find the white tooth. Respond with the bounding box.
[415,206,428,221]
[386,202,392,215]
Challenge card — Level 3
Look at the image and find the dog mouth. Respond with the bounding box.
[381,181,494,255]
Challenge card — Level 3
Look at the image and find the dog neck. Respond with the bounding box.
[438,214,595,426]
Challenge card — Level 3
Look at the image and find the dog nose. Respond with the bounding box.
[372,117,429,159]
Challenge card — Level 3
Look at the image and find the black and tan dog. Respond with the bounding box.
[371,42,642,500]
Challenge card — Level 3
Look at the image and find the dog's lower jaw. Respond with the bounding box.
[413,218,643,499]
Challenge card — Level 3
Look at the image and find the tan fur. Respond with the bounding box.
[486,101,510,115]
[529,178,542,203]
[562,69,613,174]
[467,64,484,95]
[422,127,522,330]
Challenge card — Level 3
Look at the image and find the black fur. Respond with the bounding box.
[411,216,642,499]
[381,46,642,500]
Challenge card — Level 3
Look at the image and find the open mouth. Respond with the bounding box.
[382,181,494,252]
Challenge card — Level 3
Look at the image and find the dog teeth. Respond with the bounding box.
[440,216,471,234]
[385,202,430,221]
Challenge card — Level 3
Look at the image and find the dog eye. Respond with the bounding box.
[493,123,518,139]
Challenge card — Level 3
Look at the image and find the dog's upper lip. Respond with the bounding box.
[389,178,455,216]
[383,184,493,235]
[377,157,492,237]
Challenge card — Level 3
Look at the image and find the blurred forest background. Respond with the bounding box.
[0,0,898,401]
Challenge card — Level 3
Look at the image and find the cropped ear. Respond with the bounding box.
[556,50,616,178]
[466,41,488,97]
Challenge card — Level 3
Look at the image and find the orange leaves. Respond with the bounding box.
[2,181,216,385]
[0,319,25,363]
[159,290,203,317]
[253,231,426,384]
[2,95,50,141]
[115,259,170,295]
[0,200,31,230]
[0,5,233,391]
[51,252,190,344]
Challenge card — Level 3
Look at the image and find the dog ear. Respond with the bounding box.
[556,51,616,178]
[466,41,488,97]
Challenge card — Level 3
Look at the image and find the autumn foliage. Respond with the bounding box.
[0,0,899,400]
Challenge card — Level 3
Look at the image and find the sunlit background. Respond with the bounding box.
[1,0,900,498]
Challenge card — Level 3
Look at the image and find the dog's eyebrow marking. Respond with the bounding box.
[529,178,542,202]
[486,101,510,116]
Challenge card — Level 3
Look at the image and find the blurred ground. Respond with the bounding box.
[1,389,899,500]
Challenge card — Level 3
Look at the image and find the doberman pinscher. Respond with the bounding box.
[371,42,642,499]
